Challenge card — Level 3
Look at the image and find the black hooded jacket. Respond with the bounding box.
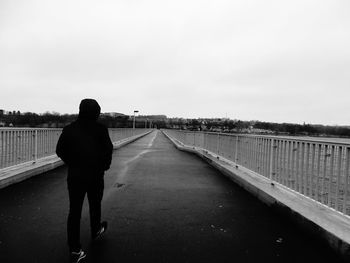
[56,99,113,177]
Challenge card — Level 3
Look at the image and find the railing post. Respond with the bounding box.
[269,138,275,183]
[344,147,350,214]
[34,129,38,163]
[216,133,220,154]
[0,130,4,169]
[193,132,196,148]
[335,146,342,211]
[235,135,239,164]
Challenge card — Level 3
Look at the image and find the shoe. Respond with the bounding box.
[93,221,108,240]
[70,249,86,263]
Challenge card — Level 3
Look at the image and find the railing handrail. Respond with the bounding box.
[0,127,150,131]
[0,128,62,131]
[175,130,350,147]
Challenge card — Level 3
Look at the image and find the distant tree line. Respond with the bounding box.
[0,111,133,128]
[0,110,169,129]
[1,110,349,137]
[167,118,350,138]
[253,121,350,137]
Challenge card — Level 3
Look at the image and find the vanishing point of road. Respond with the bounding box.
[0,131,343,262]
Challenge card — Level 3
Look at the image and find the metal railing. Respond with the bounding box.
[0,128,151,170]
[164,130,350,216]
[0,128,62,169]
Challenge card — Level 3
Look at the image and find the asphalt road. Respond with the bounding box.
[0,130,344,262]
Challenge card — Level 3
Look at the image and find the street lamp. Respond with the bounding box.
[133,110,139,130]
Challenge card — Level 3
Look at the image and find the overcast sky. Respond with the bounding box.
[1,0,349,125]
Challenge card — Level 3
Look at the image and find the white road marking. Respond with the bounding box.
[113,130,158,186]
[147,130,158,148]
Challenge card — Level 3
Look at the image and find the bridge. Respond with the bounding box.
[0,129,349,262]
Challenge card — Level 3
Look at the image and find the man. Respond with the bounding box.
[56,99,113,262]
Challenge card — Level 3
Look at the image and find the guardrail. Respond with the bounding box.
[164,130,350,216]
[0,128,151,170]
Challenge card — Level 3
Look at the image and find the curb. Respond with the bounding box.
[0,130,153,189]
[162,130,350,261]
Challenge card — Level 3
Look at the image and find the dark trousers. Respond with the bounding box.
[67,173,104,252]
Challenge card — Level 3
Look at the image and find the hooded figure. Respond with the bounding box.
[57,99,112,173]
[56,99,113,261]
[78,98,101,121]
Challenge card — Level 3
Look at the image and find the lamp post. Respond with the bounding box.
[133,110,139,130]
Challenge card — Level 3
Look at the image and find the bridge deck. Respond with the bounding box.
[0,131,343,262]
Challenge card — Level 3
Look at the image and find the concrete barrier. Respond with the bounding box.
[163,130,350,261]
[0,130,153,189]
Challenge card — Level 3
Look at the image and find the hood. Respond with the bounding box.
[78,99,101,121]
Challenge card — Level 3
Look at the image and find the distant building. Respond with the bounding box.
[138,115,167,120]
[247,127,274,134]
[103,112,126,117]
